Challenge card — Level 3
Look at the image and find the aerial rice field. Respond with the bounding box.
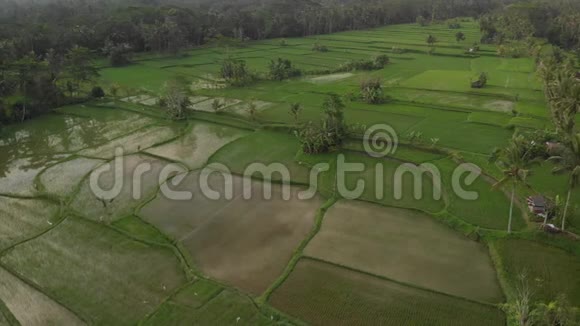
[493,239,580,306]
[1,17,579,325]
[269,259,506,326]
[141,171,323,295]
[303,200,504,302]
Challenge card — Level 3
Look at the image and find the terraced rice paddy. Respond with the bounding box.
[0,267,84,325]
[145,280,280,325]
[304,200,503,302]
[269,259,505,326]
[0,198,61,250]
[140,171,323,295]
[71,154,187,222]
[1,18,579,325]
[1,216,187,325]
[493,239,580,306]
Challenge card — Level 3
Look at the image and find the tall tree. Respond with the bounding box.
[543,68,580,136]
[500,273,538,326]
[548,133,580,231]
[159,80,190,121]
[427,34,437,46]
[65,46,99,96]
[491,135,536,233]
[13,52,44,121]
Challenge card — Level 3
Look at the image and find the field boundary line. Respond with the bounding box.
[112,215,177,247]
[97,100,168,120]
[0,262,89,324]
[487,242,512,302]
[137,151,191,172]
[187,112,258,131]
[33,154,102,196]
[203,131,256,169]
[0,193,61,204]
[0,199,68,257]
[301,256,502,309]
[391,86,518,101]
[193,284,225,311]
[71,213,196,283]
[109,216,196,281]
[0,298,20,326]
[200,159,314,188]
[257,197,338,304]
[136,120,192,150]
[138,280,199,325]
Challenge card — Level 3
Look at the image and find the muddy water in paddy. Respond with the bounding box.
[141,171,323,295]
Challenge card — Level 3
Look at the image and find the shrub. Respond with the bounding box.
[109,83,120,98]
[339,59,374,72]
[159,80,190,120]
[465,43,480,55]
[296,121,330,154]
[245,100,258,120]
[90,86,105,98]
[211,99,226,113]
[416,15,428,26]
[497,44,527,58]
[269,58,301,81]
[373,54,390,68]
[426,34,437,47]
[220,57,253,86]
[338,55,388,72]
[448,22,461,29]
[312,42,329,52]
[296,94,347,154]
[289,102,302,122]
[392,46,407,54]
[360,77,385,104]
[471,72,488,88]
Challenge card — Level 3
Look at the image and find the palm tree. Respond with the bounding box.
[491,136,537,233]
[14,52,43,122]
[548,133,580,231]
[545,68,580,137]
[535,294,578,325]
[289,102,302,123]
[426,34,437,50]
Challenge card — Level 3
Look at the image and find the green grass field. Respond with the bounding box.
[269,258,505,326]
[494,239,580,305]
[304,200,504,302]
[145,279,293,325]
[1,216,187,325]
[209,131,311,184]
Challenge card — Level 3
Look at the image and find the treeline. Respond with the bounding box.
[0,0,504,126]
[479,1,580,51]
[0,0,500,58]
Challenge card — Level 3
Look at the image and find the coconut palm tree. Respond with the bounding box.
[492,135,537,233]
[548,133,580,231]
[541,64,579,136]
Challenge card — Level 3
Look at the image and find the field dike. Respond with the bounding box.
[258,197,338,304]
